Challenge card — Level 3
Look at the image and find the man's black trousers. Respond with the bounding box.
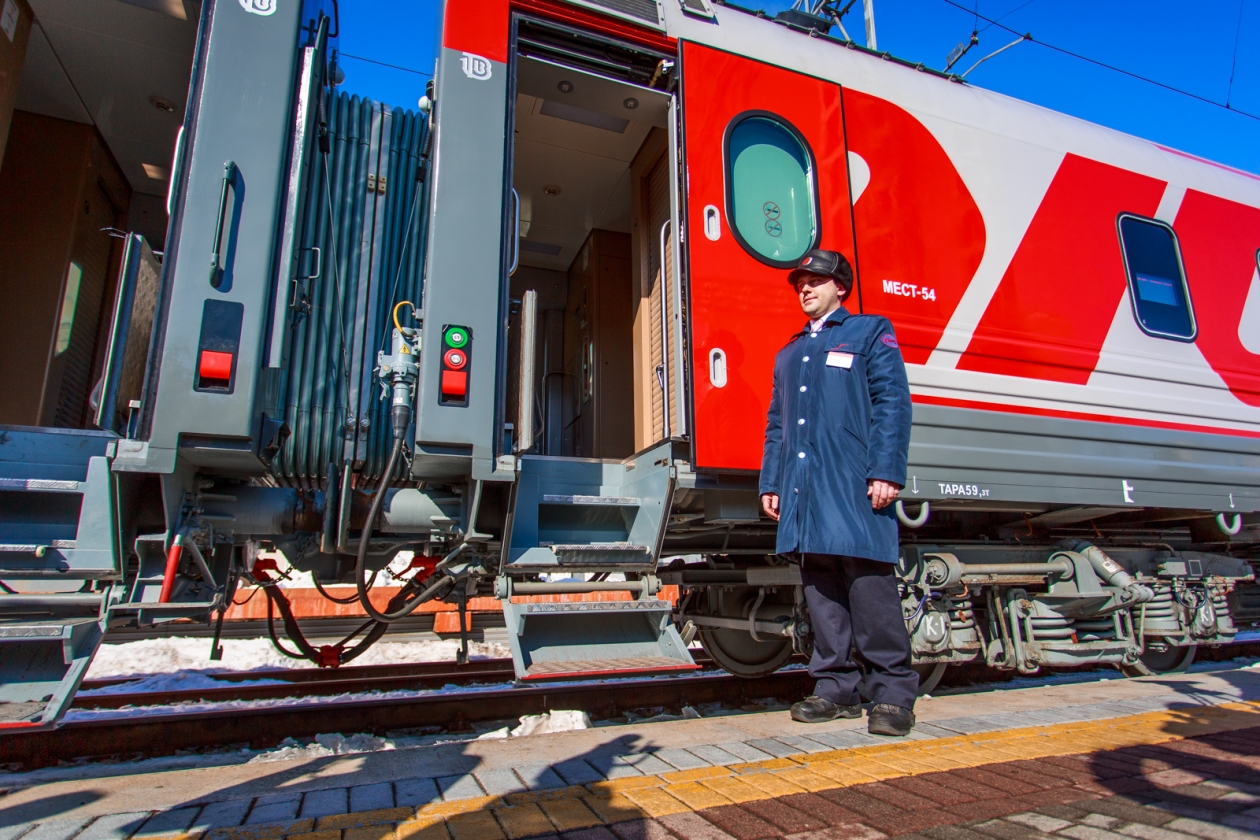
[800,553,918,710]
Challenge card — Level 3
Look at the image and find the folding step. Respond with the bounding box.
[0,616,104,730]
[507,441,675,573]
[0,426,121,729]
[502,599,698,681]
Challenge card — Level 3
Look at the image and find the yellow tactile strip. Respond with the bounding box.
[202,701,1260,840]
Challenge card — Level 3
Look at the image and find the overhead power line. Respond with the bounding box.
[340,53,432,77]
[939,0,1260,123]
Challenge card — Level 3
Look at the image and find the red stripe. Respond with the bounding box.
[0,721,41,730]
[511,0,677,53]
[912,393,1260,440]
[443,0,510,64]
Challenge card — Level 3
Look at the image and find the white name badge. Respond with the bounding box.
[826,351,854,369]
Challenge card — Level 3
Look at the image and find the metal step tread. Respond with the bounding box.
[522,655,700,679]
[541,494,640,506]
[0,478,83,492]
[0,540,76,553]
[0,618,99,638]
[517,599,672,614]
[548,544,651,552]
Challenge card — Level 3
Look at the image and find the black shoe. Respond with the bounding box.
[790,695,862,723]
[868,703,915,736]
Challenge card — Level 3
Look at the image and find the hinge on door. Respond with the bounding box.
[366,174,387,195]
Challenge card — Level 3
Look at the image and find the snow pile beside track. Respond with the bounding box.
[477,709,594,740]
[85,636,512,680]
[78,670,290,696]
[249,733,395,763]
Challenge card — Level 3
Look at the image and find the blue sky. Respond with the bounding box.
[335,0,1259,174]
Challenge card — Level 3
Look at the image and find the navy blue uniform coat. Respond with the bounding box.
[759,306,912,563]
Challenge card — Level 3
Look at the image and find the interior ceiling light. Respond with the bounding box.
[623,97,639,110]
[142,163,169,180]
[557,80,574,93]
[149,95,176,113]
[542,184,562,196]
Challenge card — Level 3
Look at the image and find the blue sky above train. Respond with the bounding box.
[334,0,1259,176]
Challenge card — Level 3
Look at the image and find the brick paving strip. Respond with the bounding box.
[4,702,1256,840]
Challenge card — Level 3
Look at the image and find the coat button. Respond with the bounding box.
[800,385,807,392]
[802,356,810,362]
[798,418,805,425]
[794,488,799,494]
[798,452,805,458]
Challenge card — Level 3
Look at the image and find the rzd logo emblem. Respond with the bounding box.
[239,0,277,15]
[460,53,493,81]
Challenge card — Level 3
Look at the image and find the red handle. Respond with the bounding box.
[158,533,184,603]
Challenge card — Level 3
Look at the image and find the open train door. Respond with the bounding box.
[679,42,857,470]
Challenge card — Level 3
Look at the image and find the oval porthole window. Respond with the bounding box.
[725,114,818,267]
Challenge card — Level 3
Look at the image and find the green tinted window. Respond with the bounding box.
[726,116,816,265]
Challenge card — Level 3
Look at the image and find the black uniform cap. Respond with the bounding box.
[787,249,853,293]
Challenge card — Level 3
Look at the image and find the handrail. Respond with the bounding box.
[658,219,672,439]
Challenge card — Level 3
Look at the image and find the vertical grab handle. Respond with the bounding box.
[510,188,521,276]
[658,220,672,439]
[209,160,237,289]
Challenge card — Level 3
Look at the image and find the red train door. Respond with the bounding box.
[681,42,856,471]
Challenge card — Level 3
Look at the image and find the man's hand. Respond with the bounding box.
[867,479,901,510]
[760,492,780,522]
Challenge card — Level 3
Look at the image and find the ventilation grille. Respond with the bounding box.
[562,0,664,29]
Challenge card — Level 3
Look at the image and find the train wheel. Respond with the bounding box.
[695,588,794,678]
[1120,641,1197,677]
[914,663,948,695]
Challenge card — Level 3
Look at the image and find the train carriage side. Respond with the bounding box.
[655,1,1260,681]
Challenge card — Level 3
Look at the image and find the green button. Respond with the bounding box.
[444,326,469,348]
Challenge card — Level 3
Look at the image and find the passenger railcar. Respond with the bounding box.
[0,0,1256,730]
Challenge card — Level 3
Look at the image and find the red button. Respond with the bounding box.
[199,350,233,381]
[443,348,467,370]
[441,369,467,398]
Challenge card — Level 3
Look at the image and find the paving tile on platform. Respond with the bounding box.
[656,812,737,840]
[615,753,676,776]
[301,789,349,819]
[77,814,149,840]
[0,826,34,840]
[773,736,833,754]
[743,739,801,759]
[713,743,776,763]
[1162,818,1258,840]
[552,761,606,787]
[474,771,528,797]
[585,756,644,780]
[351,785,396,813]
[439,775,487,802]
[138,808,203,837]
[514,766,566,792]
[247,797,302,826]
[684,746,744,767]
[396,779,442,808]
[194,800,254,830]
[608,818,678,840]
[651,750,712,771]
[806,731,883,750]
[930,718,1001,735]
[21,819,94,840]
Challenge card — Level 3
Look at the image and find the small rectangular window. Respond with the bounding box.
[54,262,82,356]
[1117,214,1195,341]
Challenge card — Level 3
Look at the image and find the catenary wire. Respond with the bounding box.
[939,0,1260,122]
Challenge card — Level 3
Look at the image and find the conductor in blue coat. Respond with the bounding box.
[758,249,918,736]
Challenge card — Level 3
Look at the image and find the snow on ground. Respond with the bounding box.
[85,636,512,681]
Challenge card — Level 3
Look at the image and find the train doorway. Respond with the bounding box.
[507,45,677,460]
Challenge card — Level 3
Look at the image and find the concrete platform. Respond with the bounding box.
[0,666,1257,840]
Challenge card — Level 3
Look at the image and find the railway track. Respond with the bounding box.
[9,642,1256,771]
[5,665,812,770]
